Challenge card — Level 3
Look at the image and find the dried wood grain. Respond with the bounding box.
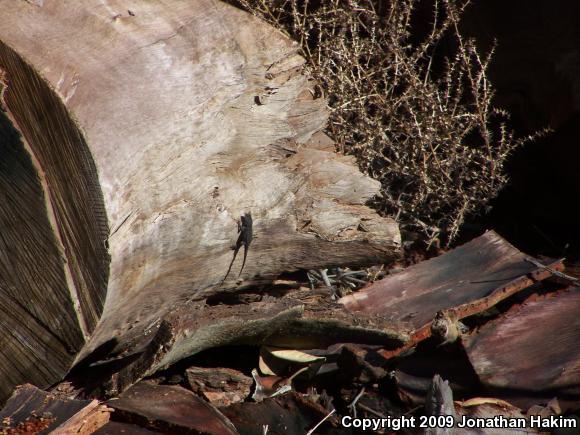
[463,287,580,397]
[107,382,238,434]
[0,384,110,434]
[339,231,563,352]
[0,0,400,401]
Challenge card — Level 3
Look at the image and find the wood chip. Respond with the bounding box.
[0,384,110,434]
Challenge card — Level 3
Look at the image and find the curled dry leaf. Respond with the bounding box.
[259,346,326,376]
[461,397,519,409]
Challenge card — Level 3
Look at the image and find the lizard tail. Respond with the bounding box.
[221,251,238,284]
[238,247,248,278]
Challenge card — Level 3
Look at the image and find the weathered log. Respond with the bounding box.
[0,0,400,402]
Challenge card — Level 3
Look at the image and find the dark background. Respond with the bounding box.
[459,1,580,260]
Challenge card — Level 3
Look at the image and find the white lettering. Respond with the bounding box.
[340,415,418,431]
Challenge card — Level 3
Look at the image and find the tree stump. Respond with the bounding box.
[0,0,400,402]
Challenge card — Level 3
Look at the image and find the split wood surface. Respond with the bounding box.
[0,0,400,402]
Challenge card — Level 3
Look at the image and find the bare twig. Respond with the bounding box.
[358,403,388,419]
[306,408,336,435]
[524,257,579,284]
[306,387,366,435]
[348,387,366,419]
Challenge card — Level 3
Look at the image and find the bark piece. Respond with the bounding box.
[339,231,564,352]
[463,287,580,401]
[185,367,252,407]
[95,421,163,434]
[0,0,400,402]
[87,295,406,397]
[336,345,387,384]
[454,398,538,435]
[527,398,562,420]
[107,382,238,435]
[52,401,112,435]
[0,384,110,434]
[220,392,342,435]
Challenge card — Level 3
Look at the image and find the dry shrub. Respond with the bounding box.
[235,0,537,246]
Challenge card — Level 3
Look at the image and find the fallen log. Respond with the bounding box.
[0,0,400,403]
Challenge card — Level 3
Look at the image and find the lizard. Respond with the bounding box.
[222,212,253,283]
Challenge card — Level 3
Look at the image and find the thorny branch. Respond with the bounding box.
[234,0,548,246]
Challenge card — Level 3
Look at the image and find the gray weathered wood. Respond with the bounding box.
[0,0,400,402]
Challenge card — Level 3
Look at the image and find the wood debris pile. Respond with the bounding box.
[2,231,578,434]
